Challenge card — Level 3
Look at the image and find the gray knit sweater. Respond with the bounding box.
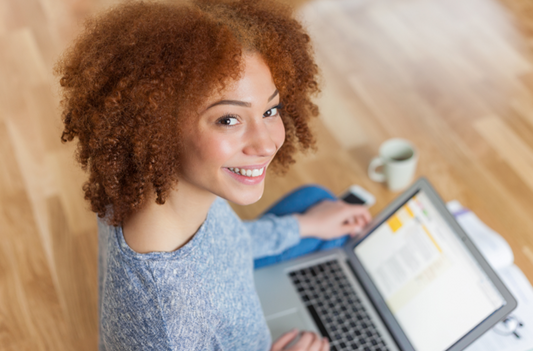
[98,197,301,350]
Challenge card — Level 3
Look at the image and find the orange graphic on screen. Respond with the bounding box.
[388,205,415,233]
[388,215,402,232]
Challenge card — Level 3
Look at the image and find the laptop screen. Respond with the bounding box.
[354,190,505,351]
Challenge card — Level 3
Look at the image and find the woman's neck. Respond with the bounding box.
[122,180,217,254]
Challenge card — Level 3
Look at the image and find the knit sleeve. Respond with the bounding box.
[243,214,301,259]
[99,265,173,351]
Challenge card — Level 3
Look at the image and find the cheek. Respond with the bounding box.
[193,134,237,166]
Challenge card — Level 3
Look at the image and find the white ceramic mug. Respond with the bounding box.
[368,138,418,191]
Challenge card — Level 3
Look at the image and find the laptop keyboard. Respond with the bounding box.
[288,260,389,351]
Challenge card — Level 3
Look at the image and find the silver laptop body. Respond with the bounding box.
[254,178,517,351]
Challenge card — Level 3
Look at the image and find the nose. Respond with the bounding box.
[242,119,280,157]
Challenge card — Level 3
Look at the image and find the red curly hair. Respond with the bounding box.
[56,0,320,226]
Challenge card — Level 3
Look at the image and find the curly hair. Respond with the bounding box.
[55,0,320,226]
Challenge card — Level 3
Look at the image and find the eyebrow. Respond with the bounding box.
[206,89,279,110]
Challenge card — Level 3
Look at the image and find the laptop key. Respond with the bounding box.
[288,260,388,351]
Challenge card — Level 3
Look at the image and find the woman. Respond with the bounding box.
[56,0,371,350]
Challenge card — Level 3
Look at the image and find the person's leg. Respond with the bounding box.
[253,185,350,269]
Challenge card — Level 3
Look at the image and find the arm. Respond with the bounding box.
[244,200,372,259]
[243,213,301,259]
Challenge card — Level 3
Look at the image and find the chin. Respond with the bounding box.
[224,186,264,206]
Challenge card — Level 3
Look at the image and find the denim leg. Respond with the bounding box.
[253,185,350,269]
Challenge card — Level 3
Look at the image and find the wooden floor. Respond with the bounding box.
[1,0,533,349]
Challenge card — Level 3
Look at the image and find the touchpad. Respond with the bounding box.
[266,309,310,341]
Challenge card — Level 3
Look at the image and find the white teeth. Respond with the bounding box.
[228,167,265,177]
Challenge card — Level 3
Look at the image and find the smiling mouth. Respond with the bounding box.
[227,167,265,177]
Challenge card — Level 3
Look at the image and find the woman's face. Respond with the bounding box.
[178,53,286,205]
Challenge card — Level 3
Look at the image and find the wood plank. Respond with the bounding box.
[474,116,533,192]
[0,121,68,350]
[47,196,98,350]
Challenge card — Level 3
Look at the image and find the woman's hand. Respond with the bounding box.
[294,200,372,240]
[271,330,329,351]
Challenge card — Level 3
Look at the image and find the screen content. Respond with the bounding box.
[354,191,505,351]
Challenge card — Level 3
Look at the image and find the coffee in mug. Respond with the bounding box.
[368,138,418,191]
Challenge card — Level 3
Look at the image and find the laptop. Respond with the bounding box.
[254,178,517,351]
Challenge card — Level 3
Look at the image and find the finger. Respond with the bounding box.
[343,216,354,225]
[293,331,314,349]
[354,215,367,227]
[346,205,372,223]
[321,337,330,351]
[361,207,372,223]
[339,205,369,225]
[351,211,371,231]
[341,222,363,236]
[308,334,324,351]
[271,329,298,350]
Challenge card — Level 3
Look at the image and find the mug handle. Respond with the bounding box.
[368,157,386,182]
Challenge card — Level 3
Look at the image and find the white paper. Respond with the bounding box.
[465,265,533,351]
[446,201,533,351]
[454,211,514,270]
[446,201,514,270]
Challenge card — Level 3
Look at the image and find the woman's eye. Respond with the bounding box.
[263,107,279,118]
[217,116,239,126]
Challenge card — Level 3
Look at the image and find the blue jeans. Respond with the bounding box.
[253,185,350,269]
